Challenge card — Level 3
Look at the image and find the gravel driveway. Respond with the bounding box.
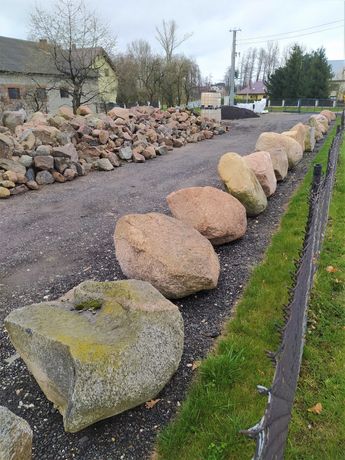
[0,113,316,460]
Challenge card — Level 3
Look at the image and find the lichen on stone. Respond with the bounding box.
[74,298,103,311]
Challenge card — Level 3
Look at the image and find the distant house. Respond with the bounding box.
[236,81,267,101]
[328,60,345,101]
[0,36,118,113]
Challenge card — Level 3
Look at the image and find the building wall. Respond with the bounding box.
[0,73,99,114]
[236,93,265,102]
[94,56,118,104]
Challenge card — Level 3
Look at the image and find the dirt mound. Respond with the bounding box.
[221,105,259,120]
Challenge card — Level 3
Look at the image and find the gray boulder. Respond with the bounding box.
[5,280,184,433]
[19,155,33,168]
[0,406,32,460]
[36,170,54,185]
[118,146,132,160]
[2,110,26,131]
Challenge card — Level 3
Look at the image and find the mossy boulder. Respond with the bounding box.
[5,280,184,433]
[218,152,267,216]
[0,406,32,460]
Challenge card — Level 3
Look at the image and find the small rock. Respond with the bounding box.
[3,171,18,183]
[0,180,15,189]
[0,133,14,159]
[25,168,35,182]
[63,168,77,181]
[2,109,26,131]
[95,158,114,171]
[0,406,32,460]
[19,155,33,168]
[36,170,54,185]
[34,155,54,171]
[157,145,168,156]
[26,180,39,190]
[10,184,29,195]
[118,146,132,160]
[15,173,28,185]
[33,145,53,157]
[0,186,10,198]
[52,171,66,183]
[52,143,78,162]
[133,151,145,163]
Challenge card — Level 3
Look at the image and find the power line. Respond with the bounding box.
[238,20,343,43]
[238,25,343,46]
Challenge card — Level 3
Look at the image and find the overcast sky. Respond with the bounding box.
[0,0,344,81]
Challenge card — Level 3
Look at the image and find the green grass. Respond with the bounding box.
[156,124,340,460]
[285,137,345,459]
[269,106,341,114]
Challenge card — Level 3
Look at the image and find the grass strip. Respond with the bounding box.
[269,106,340,113]
[285,136,345,459]
[156,124,339,460]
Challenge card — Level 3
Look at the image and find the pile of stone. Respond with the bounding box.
[2,109,336,445]
[0,105,227,199]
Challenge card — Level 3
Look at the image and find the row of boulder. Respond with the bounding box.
[2,109,336,457]
[0,105,227,199]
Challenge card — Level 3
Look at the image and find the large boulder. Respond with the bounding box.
[166,186,247,245]
[286,123,306,150]
[0,406,32,459]
[304,125,316,152]
[57,106,74,120]
[2,110,26,131]
[319,109,336,122]
[244,151,277,197]
[5,280,184,433]
[218,152,267,216]
[255,132,302,170]
[310,114,328,133]
[114,213,220,298]
[308,117,324,141]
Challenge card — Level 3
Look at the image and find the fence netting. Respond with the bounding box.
[241,118,344,460]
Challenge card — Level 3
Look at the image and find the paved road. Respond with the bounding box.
[0,112,313,460]
[0,112,309,315]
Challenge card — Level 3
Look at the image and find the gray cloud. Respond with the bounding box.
[0,0,343,81]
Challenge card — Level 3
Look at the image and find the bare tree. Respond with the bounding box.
[155,20,193,62]
[29,0,116,113]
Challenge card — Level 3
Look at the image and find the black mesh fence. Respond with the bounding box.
[241,116,344,460]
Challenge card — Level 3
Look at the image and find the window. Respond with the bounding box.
[60,88,69,98]
[36,88,47,100]
[8,88,20,99]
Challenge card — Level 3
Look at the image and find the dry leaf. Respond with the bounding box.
[326,266,337,273]
[307,402,323,414]
[145,399,161,409]
[192,360,201,371]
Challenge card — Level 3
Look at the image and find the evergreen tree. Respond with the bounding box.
[266,45,333,99]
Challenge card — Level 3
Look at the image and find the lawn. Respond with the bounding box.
[156,124,341,460]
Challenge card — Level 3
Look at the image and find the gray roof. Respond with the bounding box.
[0,36,114,77]
[237,80,266,95]
[0,36,59,75]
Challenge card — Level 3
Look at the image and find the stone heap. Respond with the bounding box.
[0,106,227,199]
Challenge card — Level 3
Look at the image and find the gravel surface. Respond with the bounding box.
[0,113,322,460]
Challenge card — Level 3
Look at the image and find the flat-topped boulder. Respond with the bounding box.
[218,152,267,216]
[5,280,184,433]
[0,406,32,459]
[255,131,302,169]
[114,212,220,298]
[167,186,247,245]
[308,117,324,141]
[244,151,277,197]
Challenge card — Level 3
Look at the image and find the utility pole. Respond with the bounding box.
[229,28,241,106]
